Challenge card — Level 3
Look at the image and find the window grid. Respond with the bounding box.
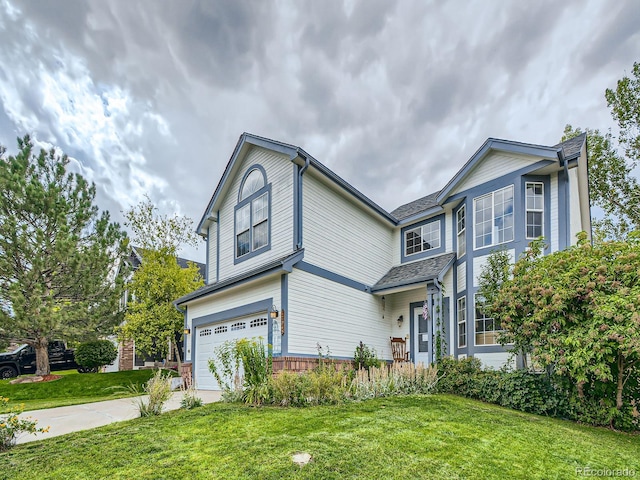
[473,185,514,249]
[230,322,246,331]
[457,205,466,257]
[457,296,467,348]
[214,325,228,335]
[404,220,441,257]
[526,182,544,239]
[235,168,269,260]
[474,296,502,346]
[199,328,212,337]
[250,318,268,328]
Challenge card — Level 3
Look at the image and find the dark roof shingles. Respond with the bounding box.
[553,133,586,159]
[390,191,440,221]
[372,252,456,291]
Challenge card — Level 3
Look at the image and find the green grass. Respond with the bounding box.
[0,369,162,412]
[2,395,638,479]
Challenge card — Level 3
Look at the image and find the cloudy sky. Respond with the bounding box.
[0,0,638,261]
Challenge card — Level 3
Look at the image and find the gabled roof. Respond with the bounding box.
[131,246,206,279]
[197,133,396,235]
[436,138,560,204]
[372,252,456,293]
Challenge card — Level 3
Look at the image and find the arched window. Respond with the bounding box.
[235,165,271,262]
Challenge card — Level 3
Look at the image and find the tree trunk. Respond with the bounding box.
[35,337,50,376]
[172,338,182,372]
[616,355,625,411]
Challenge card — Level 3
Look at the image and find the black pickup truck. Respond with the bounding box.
[0,341,78,379]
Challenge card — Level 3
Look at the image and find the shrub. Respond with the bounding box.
[127,369,173,417]
[0,397,49,451]
[75,340,117,372]
[209,338,271,405]
[353,342,381,371]
[269,371,311,407]
[180,384,203,410]
[351,363,438,399]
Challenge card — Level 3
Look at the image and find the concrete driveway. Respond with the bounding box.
[15,390,221,445]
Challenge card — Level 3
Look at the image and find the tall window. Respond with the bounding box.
[457,205,466,257]
[457,296,467,348]
[405,220,440,256]
[235,167,270,261]
[474,185,514,249]
[526,182,544,239]
[474,295,501,345]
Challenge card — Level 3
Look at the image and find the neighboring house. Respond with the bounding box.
[114,246,206,371]
[175,132,590,390]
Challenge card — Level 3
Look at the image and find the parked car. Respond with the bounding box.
[0,341,78,379]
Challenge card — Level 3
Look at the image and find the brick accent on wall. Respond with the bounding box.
[272,356,353,373]
[119,340,135,371]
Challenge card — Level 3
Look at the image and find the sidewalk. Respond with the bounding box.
[15,390,221,444]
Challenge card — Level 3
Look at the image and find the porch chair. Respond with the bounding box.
[390,337,409,362]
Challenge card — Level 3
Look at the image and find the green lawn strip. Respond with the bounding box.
[3,395,638,479]
[0,370,162,412]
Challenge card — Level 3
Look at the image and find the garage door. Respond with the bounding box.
[195,314,269,390]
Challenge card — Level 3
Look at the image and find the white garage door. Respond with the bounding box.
[195,314,269,390]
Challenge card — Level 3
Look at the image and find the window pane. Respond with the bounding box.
[423,221,440,250]
[253,193,268,224]
[236,230,250,257]
[253,220,268,250]
[240,169,265,201]
[457,206,466,234]
[474,195,493,248]
[457,296,467,348]
[527,211,543,238]
[494,186,514,244]
[405,228,422,255]
[236,204,250,232]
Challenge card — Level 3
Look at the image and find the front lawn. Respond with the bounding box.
[0,369,162,412]
[3,395,638,479]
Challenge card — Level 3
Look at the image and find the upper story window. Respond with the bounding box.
[474,185,513,249]
[526,182,544,239]
[457,296,467,348]
[456,205,466,258]
[235,166,271,262]
[405,220,441,257]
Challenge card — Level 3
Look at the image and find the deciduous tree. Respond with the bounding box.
[117,199,203,362]
[0,136,128,375]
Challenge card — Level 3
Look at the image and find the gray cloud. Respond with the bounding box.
[0,0,637,261]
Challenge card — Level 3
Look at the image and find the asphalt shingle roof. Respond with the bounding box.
[390,191,440,221]
[372,252,456,292]
[553,133,586,159]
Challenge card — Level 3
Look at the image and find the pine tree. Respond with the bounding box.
[0,136,128,375]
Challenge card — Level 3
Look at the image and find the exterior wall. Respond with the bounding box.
[449,152,540,197]
[287,268,392,359]
[185,275,281,363]
[119,340,134,371]
[386,287,426,341]
[444,208,453,253]
[216,146,294,282]
[302,170,394,285]
[442,267,454,356]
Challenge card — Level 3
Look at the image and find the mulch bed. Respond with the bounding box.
[9,374,62,384]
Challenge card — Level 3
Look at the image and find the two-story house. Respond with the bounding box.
[175,132,590,390]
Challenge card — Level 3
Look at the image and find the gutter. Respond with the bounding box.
[296,153,310,250]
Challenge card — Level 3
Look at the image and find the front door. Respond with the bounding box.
[413,306,430,365]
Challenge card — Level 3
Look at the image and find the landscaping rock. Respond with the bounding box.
[292,452,312,467]
[10,376,42,384]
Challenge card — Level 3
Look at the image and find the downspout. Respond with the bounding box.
[557,148,570,247]
[296,154,310,250]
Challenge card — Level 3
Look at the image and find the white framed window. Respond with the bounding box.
[474,185,514,249]
[457,205,466,257]
[405,220,441,257]
[235,167,270,260]
[230,321,246,331]
[474,295,502,345]
[526,182,544,239]
[214,326,227,335]
[457,296,467,348]
[199,328,212,337]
